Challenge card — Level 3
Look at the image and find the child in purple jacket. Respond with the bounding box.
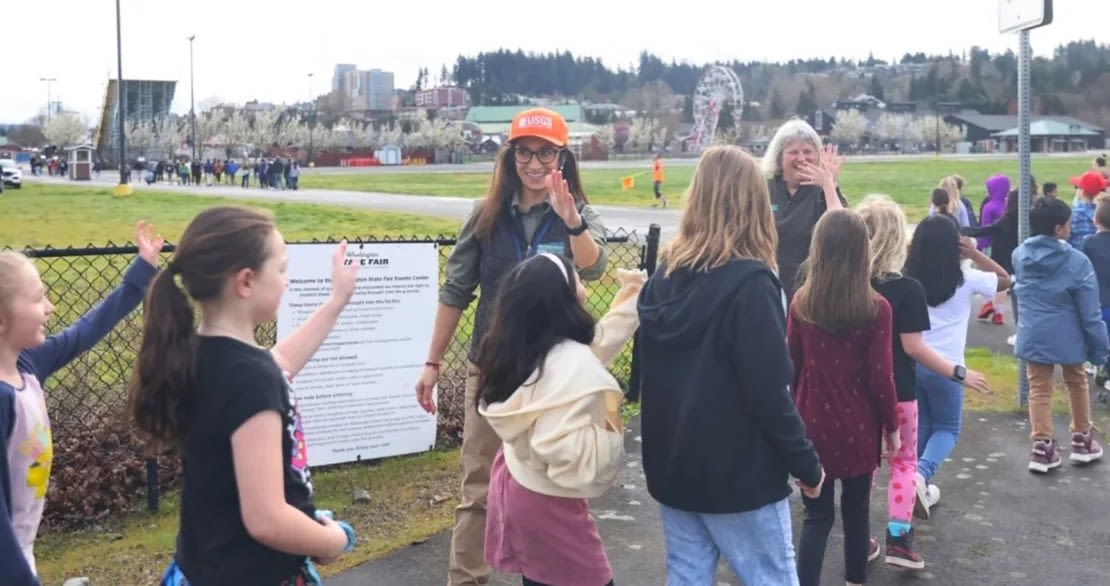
[974,174,1012,324]
[0,222,161,585]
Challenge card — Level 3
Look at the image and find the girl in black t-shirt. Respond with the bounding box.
[857,195,991,572]
[129,206,358,586]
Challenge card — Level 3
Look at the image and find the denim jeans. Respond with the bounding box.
[659,498,798,586]
[915,364,965,483]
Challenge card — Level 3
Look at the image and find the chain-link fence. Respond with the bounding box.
[9,229,654,526]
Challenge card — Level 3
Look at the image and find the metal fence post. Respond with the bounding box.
[146,457,159,511]
[626,224,662,403]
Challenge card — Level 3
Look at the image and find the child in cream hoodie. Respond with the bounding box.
[477,253,644,586]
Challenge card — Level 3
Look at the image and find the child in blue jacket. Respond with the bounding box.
[1012,198,1108,474]
[0,222,161,585]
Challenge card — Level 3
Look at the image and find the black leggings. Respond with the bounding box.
[523,577,614,586]
[797,473,873,586]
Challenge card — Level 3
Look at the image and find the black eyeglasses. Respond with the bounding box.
[513,145,562,164]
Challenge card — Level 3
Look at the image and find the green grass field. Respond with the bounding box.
[299,155,1093,222]
[0,182,463,249]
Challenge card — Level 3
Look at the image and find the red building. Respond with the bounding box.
[415,87,470,109]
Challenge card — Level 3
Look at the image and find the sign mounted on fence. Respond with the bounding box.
[277,241,439,466]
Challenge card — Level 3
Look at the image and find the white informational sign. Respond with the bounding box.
[277,241,439,466]
[998,0,1052,34]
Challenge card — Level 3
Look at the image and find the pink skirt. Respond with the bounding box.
[485,449,613,586]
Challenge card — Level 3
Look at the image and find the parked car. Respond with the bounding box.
[0,159,22,189]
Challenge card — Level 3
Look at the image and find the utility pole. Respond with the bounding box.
[39,78,57,122]
[188,35,197,161]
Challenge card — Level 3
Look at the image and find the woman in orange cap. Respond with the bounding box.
[414,107,610,585]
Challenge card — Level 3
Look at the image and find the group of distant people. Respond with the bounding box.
[135,157,303,190]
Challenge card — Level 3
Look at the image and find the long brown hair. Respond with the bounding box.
[129,206,276,449]
[793,209,877,333]
[661,145,777,276]
[471,144,588,240]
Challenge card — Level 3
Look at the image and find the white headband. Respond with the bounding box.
[538,252,569,284]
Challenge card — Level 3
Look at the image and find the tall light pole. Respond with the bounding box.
[307,73,315,166]
[113,0,131,196]
[39,77,57,122]
[187,35,197,161]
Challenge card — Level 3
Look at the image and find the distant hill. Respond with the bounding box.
[442,42,1110,131]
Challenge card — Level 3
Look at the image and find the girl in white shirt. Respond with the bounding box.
[904,216,1010,512]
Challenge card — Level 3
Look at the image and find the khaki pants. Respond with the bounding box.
[447,363,501,585]
[1026,362,1092,441]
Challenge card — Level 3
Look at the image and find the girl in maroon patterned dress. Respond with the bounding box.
[787,209,900,586]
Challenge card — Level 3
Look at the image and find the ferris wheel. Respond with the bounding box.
[690,66,744,153]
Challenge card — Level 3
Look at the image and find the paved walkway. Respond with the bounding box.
[24,175,682,241]
[333,316,1110,585]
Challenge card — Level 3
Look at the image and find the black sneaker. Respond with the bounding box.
[1029,439,1062,473]
[885,528,925,570]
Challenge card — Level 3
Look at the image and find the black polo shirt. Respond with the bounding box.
[770,176,846,298]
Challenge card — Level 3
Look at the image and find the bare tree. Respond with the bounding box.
[197,96,224,113]
[42,113,88,147]
[7,124,47,148]
[830,109,869,146]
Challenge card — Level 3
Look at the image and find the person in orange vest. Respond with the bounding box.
[651,153,669,208]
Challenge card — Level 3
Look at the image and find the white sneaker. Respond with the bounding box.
[925,484,941,508]
[1007,334,1016,346]
[913,472,931,520]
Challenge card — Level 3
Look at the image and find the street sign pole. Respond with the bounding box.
[999,0,1050,407]
[1016,28,1032,407]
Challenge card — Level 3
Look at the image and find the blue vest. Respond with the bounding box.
[471,206,574,362]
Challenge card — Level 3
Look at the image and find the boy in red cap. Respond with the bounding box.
[1068,171,1110,249]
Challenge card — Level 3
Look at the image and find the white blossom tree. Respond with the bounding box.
[441,120,468,150]
[222,111,253,158]
[378,122,402,148]
[624,117,658,153]
[350,121,377,152]
[125,120,157,159]
[192,112,225,158]
[911,116,967,151]
[830,109,869,146]
[151,117,183,160]
[43,112,88,147]
[596,124,616,150]
[873,113,908,146]
[249,110,283,155]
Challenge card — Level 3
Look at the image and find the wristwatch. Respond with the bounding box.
[567,216,589,236]
[951,364,967,383]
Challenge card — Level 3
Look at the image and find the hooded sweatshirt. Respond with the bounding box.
[977,174,1011,250]
[636,259,822,514]
[479,270,644,499]
[1012,235,1110,366]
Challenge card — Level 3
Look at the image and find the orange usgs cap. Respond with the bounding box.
[1071,170,1109,196]
[509,108,569,147]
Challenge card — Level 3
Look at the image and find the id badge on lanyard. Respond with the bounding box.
[512,212,559,261]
